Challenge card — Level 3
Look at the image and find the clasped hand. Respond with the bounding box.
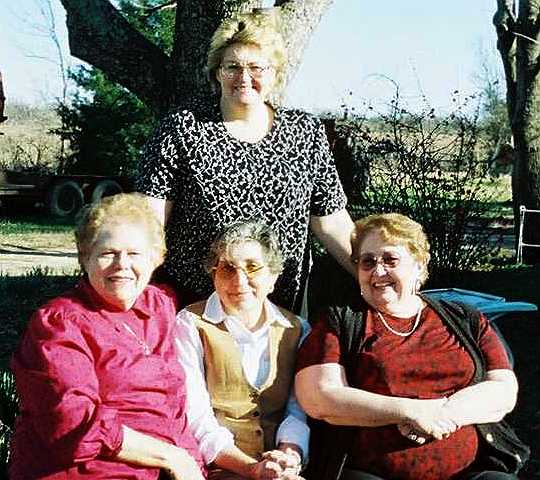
[249,445,303,480]
[398,397,459,445]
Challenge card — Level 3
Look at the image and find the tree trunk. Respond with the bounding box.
[495,0,540,262]
[58,0,334,115]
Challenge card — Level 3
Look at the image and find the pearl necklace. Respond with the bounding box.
[376,306,423,337]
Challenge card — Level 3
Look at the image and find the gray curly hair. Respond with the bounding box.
[205,220,284,275]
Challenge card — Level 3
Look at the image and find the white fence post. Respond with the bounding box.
[516,205,540,264]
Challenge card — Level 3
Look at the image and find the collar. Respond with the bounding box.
[202,291,292,328]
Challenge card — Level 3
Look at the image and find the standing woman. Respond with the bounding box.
[137,9,355,313]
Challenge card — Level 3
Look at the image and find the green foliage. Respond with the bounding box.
[0,215,75,235]
[118,0,176,53]
[478,78,512,168]
[55,67,155,177]
[342,92,504,275]
[54,0,179,177]
[0,369,17,475]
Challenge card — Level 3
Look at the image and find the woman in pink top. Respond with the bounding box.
[10,193,206,480]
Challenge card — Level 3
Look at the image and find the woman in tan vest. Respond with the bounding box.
[176,220,309,480]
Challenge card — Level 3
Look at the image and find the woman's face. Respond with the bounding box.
[82,223,157,310]
[357,230,422,311]
[216,43,276,106]
[213,240,278,317]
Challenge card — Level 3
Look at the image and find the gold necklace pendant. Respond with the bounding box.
[122,321,151,355]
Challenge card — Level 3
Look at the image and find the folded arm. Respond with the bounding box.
[13,308,203,476]
[177,309,306,479]
[442,369,517,427]
[295,363,449,439]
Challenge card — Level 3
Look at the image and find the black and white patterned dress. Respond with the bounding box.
[137,98,346,312]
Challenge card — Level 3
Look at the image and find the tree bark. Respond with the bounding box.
[495,0,540,262]
[278,0,333,103]
[58,0,334,114]
[59,0,171,113]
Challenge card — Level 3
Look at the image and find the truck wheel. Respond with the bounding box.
[46,180,84,217]
[91,179,123,203]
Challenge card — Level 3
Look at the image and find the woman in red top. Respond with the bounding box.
[295,213,524,480]
[10,193,206,479]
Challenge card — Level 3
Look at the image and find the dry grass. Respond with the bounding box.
[0,103,64,173]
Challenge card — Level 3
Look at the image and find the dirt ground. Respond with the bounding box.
[0,231,79,276]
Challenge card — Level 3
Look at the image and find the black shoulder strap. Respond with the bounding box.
[305,302,366,480]
[421,294,486,384]
[327,302,366,374]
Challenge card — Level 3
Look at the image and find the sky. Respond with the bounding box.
[0,0,501,114]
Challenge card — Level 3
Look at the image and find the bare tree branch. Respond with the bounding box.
[0,71,7,125]
[141,0,176,17]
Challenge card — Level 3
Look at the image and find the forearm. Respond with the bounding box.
[296,365,447,429]
[114,426,192,472]
[299,383,413,427]
[310,210,356,277]
[213,445,258,479]
[443,370,518,427]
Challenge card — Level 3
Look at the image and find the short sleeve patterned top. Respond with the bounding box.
[136,98,346,312]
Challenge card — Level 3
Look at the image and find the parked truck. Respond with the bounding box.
[0,70,131,217]
[0,171,129,217]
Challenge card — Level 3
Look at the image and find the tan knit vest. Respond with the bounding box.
[186,301,302,459]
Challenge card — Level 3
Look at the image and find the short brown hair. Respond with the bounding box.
[354,213,431,284]
[207,9,287,93]
[75,193,166,270]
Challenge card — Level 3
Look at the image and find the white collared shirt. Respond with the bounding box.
[175,292,310,464]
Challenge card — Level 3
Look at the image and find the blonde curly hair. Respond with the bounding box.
[207,9,287,94]
[75,193,166,271]
[354,213,431,285]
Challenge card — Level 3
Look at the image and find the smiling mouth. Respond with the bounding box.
[108,276,135,283]
[231,291,252,297]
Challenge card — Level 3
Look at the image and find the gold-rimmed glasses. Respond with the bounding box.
[357,252,403,271]
[212,261,267,279]
[220,62,273,79]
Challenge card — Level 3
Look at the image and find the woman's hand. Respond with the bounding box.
[261,443,303,478]
[247,452,304,480]
[163,447,205,480]
[403,398,459,441]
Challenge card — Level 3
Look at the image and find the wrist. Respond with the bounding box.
[397,397,415,423]
[278,442,302,462]
[245,460,261,480]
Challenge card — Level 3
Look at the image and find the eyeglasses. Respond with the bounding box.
[220,62,272,79]
[213,261,267,278]
[357,253,402,271]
